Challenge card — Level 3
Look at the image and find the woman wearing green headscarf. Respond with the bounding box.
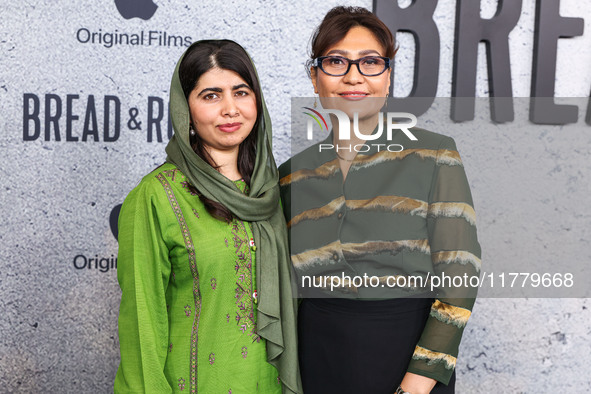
[115,40,301,394]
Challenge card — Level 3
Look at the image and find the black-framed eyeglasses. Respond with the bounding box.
[314,56,391,76]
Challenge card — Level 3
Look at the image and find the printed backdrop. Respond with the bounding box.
[1,0,590,392]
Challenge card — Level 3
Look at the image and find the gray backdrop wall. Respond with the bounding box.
[1,0,590,392]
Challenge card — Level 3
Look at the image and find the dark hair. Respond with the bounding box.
[179,40,261,223]
[308,6,397,72]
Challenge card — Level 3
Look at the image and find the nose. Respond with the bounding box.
[342,62,364,84]
[222,95,239,117]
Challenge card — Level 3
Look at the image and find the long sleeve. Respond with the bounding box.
[406,136,481,385]
[114,181,173,393]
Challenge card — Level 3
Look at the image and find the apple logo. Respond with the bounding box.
[114,0,158,20]
[110,204,123,241]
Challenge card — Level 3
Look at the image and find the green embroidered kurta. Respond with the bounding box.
[279,128,481,385]
[115,163,282,393]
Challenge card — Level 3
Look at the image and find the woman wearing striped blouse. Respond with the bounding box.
[279,6,481,394]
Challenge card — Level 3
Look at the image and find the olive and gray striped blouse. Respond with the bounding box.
[279,127,481,385]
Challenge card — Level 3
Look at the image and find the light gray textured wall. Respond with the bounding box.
[1,0,590,392]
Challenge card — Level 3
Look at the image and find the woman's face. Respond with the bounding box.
[311,26,391,119]
[188,67,257,154]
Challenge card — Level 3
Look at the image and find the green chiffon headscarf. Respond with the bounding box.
[164,40,301,394]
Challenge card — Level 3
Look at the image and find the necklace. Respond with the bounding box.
[335,150,356,162]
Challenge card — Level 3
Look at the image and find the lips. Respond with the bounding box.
[338,91,369,100]
[218,122,241,132]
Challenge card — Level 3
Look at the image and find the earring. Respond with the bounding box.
[313,95,318,109]
[189,126,196,136]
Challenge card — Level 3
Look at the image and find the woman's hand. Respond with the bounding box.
[398,372,437,394]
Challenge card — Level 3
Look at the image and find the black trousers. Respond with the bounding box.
[298,298,455,394]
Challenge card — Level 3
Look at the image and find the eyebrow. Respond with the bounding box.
[326,49,382,57]
[197,83,251,97]
[233,83,251,91]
